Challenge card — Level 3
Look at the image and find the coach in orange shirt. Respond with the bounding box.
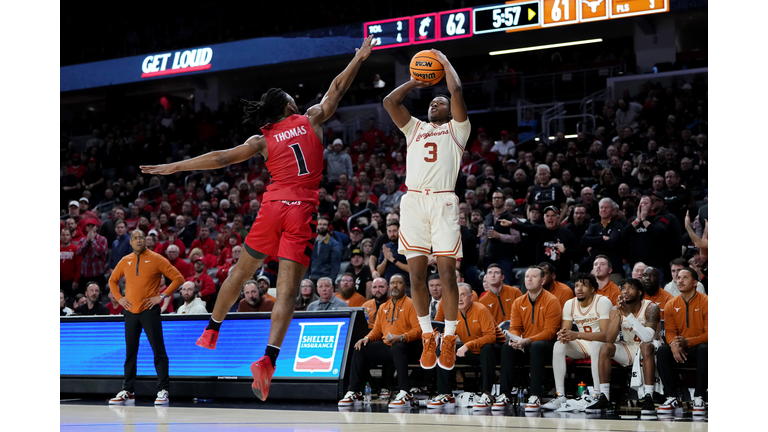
[538,261,574,308]
[494,266,561,412]
[430,283,506,409]
[107,229,185,406]
[362,277,390,329]
[478,263,523,324]
[592,255,621,305]
[339,274,422,408]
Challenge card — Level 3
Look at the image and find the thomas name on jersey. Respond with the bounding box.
[274,125,308,142]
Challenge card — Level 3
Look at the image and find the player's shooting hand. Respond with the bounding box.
[355,35,375,60]
[409,76,434,89]
[118,297,132,310]
[143,295,162,309]
[355,337,369,350]
[430,49,449,64]
[140,164,177,175]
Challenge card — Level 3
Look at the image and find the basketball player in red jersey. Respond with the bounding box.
[140,35,376,401]
[382,50,470,373]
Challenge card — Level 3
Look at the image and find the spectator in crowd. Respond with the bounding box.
[528,165,567,216]
[500,206,576,282]
[238,280,275,312]
[615,98,643,131]
[107,290,124,315]
[61,228,81,297]
[378,178,404,213]
[216,245,242,284]
[494,266,561,411]
[186,258,216,302]
[175,215,197,249]
[664,258,706,296]
[662,170,692,223]
[66,217,85,243]
[429,283,504,410]
[256,275,276,302]
[477,263,523,325]
[342,227,365,262]
[565,204,590,265]
[656,267,708,416]
[109,220,132,273]
[338,273,421,409]
[543,272,612,411]
[216,231,240,266]
[188,247,217,270]
[76,219,109,293]
[426,274,443,321]
[60,291,74,316]
[295,279,319,311]
[491,130,516,157]
[362,277,389,329]
[483,190,520,284]
[78,197,101,222]
[75,282,109,315]
[156,226,187,258]
[344,249,373,298]
[335,272,366,307]
[622,195,671,274]
[324,138,354,189]
[73,293,87,309]
[166,245,193,278]
[376,220,410,288]
[190,226,216,256]
[306,216,342,283]
[231,215,248,240]
[641,266,673,328]
[307,277,348,311]
[518,110,538,142]
[579,187,599,222]
[631,261,648,279]
[538,261,574,307]
[580,198,624,279]
[591,255,621,305]
[176,281,208,314]
[100,208,126,245]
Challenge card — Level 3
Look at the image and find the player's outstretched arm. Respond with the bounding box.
[306,35,375,128]
[140,136,265,175]
[382,77,432,128]
[430,49,467,123]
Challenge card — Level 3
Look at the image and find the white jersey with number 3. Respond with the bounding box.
[399,116,471,191]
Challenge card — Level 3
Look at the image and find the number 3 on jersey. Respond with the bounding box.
[424,142,437,163]
[289,143,310,176]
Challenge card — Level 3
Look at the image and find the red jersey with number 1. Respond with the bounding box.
[260,114,323,204]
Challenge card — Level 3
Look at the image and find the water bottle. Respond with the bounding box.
[364,382,372,404]
[577,381,587,397]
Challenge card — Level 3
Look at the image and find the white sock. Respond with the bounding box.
[644,385,654,396]
[444,320,458,336]
[600,384,610,400]
[418,315,433,334]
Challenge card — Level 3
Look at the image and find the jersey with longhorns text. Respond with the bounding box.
[399,116,471,191]
[562,294,612,334]
[621,299,653,344]
[260,114,323,204]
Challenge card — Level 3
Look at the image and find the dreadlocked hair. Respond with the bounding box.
[241,88,289,126]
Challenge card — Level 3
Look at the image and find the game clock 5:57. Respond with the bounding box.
[473,1,541,34]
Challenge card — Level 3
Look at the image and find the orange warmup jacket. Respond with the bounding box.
[433,291,479,322]
[597,280,621,305]
[644,288,674,321]
[456,302,506,354]
[508,289,561,341]
[365,295,421,346]
[664,292,708,347]
[478,284,523,324]
[109,249,185,314]
[336,291,367,307]
[548,281,575,308]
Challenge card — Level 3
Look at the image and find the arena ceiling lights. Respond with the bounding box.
[489,38,603,56]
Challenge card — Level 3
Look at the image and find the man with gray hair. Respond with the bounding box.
[176,281,208,314]
[527,164,566,219]
[581,197,624,280]
[307,277,348,311]
[165,244,193,278]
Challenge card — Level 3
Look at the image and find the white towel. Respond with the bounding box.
[630,340,664,397]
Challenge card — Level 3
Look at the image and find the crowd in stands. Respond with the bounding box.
[60,74,707,413]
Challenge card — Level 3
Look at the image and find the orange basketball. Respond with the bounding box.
[409,50,444,85]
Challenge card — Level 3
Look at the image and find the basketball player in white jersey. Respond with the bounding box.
[382,49,469,373]
[585,278,660,413]
[542,273,613,410]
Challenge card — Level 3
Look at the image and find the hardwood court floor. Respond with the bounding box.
[61,398,707,432]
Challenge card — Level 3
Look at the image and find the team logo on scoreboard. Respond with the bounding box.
[141,47,213,78]
[293,322,344,373]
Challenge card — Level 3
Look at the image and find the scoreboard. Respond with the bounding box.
[364,0,668,49]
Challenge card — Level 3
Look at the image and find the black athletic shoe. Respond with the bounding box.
[640,394,656,415]
[585,394,614,413]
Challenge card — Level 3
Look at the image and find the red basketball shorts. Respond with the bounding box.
[244,200,317,268]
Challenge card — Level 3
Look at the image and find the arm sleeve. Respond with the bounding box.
[498,230,521,244]
[108,260,126,300]
[529,298,562,342]
[625,314,655,343]
[687,301,708,347]
[580,224,602,247]
[161,260,185,296]
[465,309,497,352]
[509,302,524,337]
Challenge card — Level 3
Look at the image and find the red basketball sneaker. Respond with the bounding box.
[251,356,275,401]
[196,329,219,349]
